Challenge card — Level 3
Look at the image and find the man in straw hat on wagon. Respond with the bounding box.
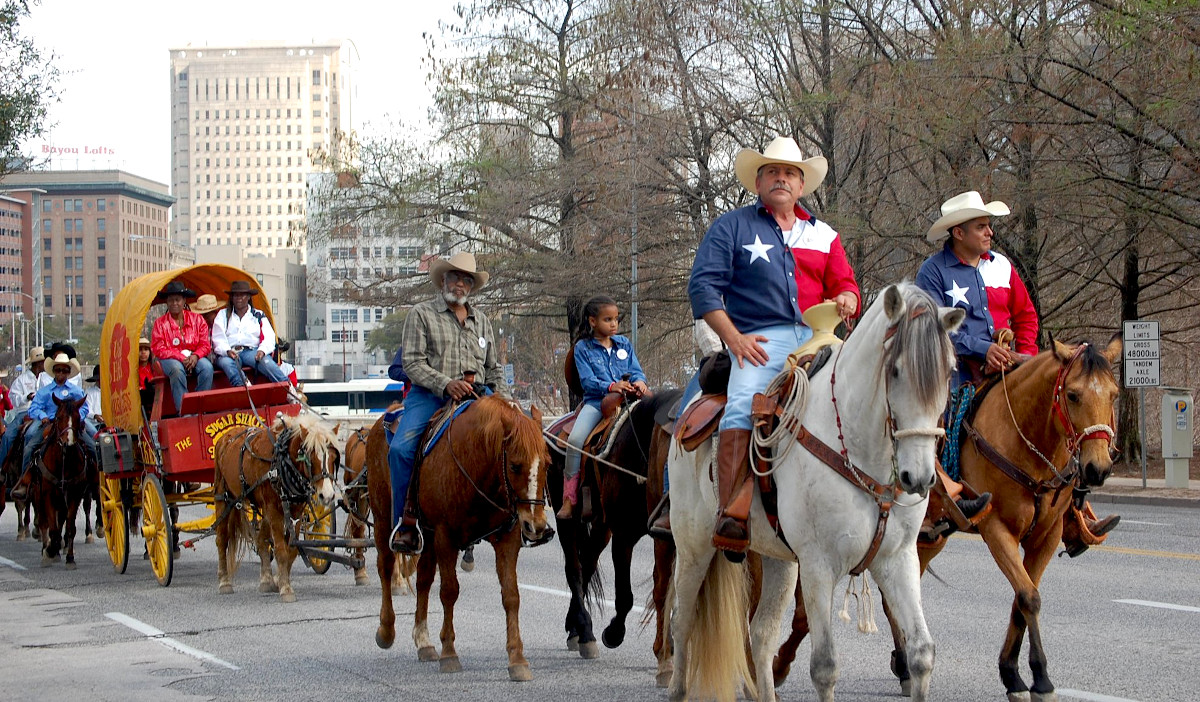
[387,251,507,554]
[211,280,290,387]
[684,135,861,558]
[916,190,1119,555]
[9,352,96,501]
[151,280,215,412]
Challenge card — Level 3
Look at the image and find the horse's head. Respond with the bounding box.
[1049,337,1121,487]
[51,395,87,447]
[280,412,341,507]
[877,284,965,496]
[491,398,554,547]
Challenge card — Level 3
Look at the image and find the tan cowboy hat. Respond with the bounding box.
[48,352,80,377]
[733,136,829,196]
[138,337,151,347]
[927,191,1011,243]
[428,252,490,291]
[191,294,225,314]
[26,346,44,365]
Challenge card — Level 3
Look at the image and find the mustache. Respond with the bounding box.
[770,182,792,193]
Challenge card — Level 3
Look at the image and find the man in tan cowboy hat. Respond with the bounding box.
[916,190,1117,554]
[0,346,48,479]
[9,352,95,501]
[387,251,507,554]
[680,135,861,557]
[211,280,290,387]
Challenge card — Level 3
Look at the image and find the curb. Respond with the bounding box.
[1089,492,1200,510]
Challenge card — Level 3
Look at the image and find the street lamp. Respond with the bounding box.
[66,278,73,343]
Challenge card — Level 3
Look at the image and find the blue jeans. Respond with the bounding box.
[22,418,97,474]
[719,324,812,431]
[0,408,28,468]
[564,403,602,480]
[217,349,289,386]
[388,386,447,531]
[159,357,214,412]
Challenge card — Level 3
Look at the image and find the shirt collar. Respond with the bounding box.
[940,241,994,266]
[438,295,475,318]
[756,199,813,222]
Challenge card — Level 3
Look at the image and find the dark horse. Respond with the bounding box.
[344,421,417,592]
[31,396,93,569]
[368,395,554,681]
[547,389,680,686]
[771,338,1121,701]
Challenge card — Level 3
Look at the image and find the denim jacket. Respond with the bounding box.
[574,335,646,408]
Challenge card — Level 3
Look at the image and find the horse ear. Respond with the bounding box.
[883,285,904,322]
[1052,338,1074,362]
[1102,333,1122,365]
[332,422,341,436]
[530,404,543,425]
[939,307,965,334]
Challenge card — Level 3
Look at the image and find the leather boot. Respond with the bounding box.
[8,467,31,501]
[1061,502,1120,558]
[647,492,671,541]
[921,464,991,542]
[556,473,580,520]
[712,429,753,560]
[390,499,423,554]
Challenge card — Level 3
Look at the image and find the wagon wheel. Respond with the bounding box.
[141,475,174,587]
[301,499,336,575]
[101,474,129,574]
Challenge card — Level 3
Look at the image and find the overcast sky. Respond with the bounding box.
[22,0,456,185]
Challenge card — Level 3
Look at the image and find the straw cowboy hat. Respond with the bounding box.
[48,352,81,377]
[191,294,224,314]
[734,136,829,197]
[927,191,1011,243]
[428,252,490,291]
[155,280,197,303]
[26,346,44,365]
[138,337,151,347]
[226,280,259,296]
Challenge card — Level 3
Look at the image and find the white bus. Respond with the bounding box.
[300,378,406,419]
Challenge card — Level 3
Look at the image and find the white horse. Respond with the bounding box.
[667,283,964,702]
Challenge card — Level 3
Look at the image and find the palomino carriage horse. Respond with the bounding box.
[546,387,680,685]
[29,395,95,569]
[368,394,553,681]
[343,419,417,592]
[212,411,340,602]
[772,337,1123,702]
[667,283,964,702]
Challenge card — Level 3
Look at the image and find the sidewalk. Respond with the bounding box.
[1090,476,1200,509]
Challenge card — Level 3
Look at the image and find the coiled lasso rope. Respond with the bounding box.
[751,365,810,477]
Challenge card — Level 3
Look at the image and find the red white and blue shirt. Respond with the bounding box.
[916,243,1039,360]
[689,201,860,332]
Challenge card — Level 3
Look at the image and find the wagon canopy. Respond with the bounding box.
[100,264,278,435]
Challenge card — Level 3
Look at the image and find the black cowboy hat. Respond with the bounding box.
[226,280,259,296]
[155,280,198,302]
[46,341,77,360]
[276,339,291,353]
[86,365,101,383]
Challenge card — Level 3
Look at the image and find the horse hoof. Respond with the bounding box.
[65,561,77,570]
[374,628,394,650]
[508,664,533,682]
[460,559,475,573]
[417,646,439,662]
[219,584,234,595]
[578,641,600,659]
[565,634,579,652]
[602,624,625,649]
[1007,692,1032,702]
[900,679,912,697]
[259,581,279,593]
[41,556,54,568]
[439,656,462,673]
[16,532,26,542]
[1030,692,1057,702]
[280,591,297,603]
[656,670,672,688]
[354,575,368,586]
[85,535,95,545]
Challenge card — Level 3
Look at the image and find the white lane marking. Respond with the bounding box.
[1119,520,1169,526]
[106,612,239,670]
[1059,689,1144,702]
[519,583,646,614]
[0,555,27,571]
[1113,599,1200,613]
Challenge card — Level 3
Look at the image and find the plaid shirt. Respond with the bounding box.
[401,296,507,398]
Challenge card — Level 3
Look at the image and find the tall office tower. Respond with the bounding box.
[169,42,352,262]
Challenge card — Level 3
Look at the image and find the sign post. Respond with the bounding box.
[1123,321,1161,487]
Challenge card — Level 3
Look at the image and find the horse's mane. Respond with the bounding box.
[1072,339,1114,377]
[276,411,338,455]
[475,395,545,462]
[879,284,954,413]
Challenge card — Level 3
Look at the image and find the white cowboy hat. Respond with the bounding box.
[927,191,1010,243]
[428,251,490,291]
[26,346,44,365]
[733,136,828,196]
[48,352,80,378]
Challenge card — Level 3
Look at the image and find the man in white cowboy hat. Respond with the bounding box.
[151,280,215,412]
[387,251,507,554]
[211,280,290,387]
[9,352,95,501]
[0,347,49,478]
[686,135,861,558]
[916,190,1117,554]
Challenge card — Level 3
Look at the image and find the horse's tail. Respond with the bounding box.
[686,556,751,702]
[224,508,251,578]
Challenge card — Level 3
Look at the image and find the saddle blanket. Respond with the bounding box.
[422,401,474,457]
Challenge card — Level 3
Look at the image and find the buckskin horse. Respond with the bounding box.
[667,284,963,702]
[31,395,94,569]
[772,337,1122,702]
[213,411,340,602]
[368,394,553,681]
[546,387,680,685]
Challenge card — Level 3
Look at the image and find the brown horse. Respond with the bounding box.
[213,411,340,602]
[772,338,1121,701]
[343,420,416,591]
[31,396,93,568]
[547,389,680,687]
[368,395,553,681]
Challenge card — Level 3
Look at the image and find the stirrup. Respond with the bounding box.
[647,492,672,541]
[389,521,423,555]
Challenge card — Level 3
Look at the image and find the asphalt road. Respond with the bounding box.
[0,500,1196,702]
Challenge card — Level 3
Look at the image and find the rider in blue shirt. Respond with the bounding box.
[9,353,95,501]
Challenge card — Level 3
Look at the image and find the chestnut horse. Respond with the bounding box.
[344,420,416,592]
[771,338,1121,702]
[368,395,553,681]
[547,389,680,686]
[31,396,93,568]
[213,411,340,602]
